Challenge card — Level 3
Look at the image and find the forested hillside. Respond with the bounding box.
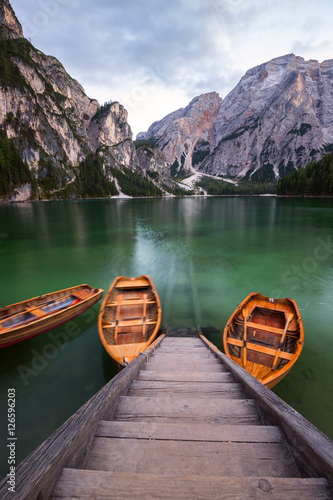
[277,153,333,196]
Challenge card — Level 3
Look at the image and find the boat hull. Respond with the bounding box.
[0,285,103,348]
[98,275,162,367]
[223,293,304,388]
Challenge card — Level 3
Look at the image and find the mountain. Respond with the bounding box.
[0,0,178,201]
[3,0,332,199]
[137,92,222,177]
[139,54,333,181]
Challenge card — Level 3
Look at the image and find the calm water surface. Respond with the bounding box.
[0,197,333,477]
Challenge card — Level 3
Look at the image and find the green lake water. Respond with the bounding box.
[0,196,333,478]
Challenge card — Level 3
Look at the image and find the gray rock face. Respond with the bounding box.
[0,0,23,39]
[202,54,333,179]
[140,55,333,180]
[0,1,138,189]
[138,92,222,176]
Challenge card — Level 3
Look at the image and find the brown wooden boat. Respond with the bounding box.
[98,275,162,368]
[223,293,304,388]
[0,284,104,349]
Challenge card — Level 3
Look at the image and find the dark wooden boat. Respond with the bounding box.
[223,292,304,388]
[0,284,103,348]
[98,275,162,367]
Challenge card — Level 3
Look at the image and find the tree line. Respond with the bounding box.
[196,177,277,195]
[277,153,333,196]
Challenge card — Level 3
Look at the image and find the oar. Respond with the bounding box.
[242,309,250,368]
[272,313,294,370]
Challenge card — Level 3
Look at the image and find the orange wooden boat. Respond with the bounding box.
[98,275,162,368]
[0,284,104,348]
[223,293,304,388]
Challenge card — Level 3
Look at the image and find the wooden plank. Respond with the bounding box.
[246,321,285,335]
[138,370,235,383]
[84,438,299,477]
[200,334,333,487]
[51,469,333,500]
[143,361,224,372]
[95,420,285,443]
[128,380,244,398]
[106,299,156,306]
[160,339,205,344]
[153,352,215,359]
[146,359,222,366]
[154,353,211,359]
[114,396,261,425]
[226,337,294,360]
[115,279,150,288]
[146,357,222,366]
[0,336,165,500]
[154,349,213,356]
[103,319,157,328]
[161,340,204,345]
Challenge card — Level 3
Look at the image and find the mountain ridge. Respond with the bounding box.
[139,54,333,181]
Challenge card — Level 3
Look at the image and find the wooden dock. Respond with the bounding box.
[1,329,333,499]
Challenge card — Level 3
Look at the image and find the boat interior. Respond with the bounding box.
[101,280,159,346]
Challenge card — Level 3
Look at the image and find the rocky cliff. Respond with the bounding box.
[138,92,222,178]
[0,0,175,200]
[140,55,333,180]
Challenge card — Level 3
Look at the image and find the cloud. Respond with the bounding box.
[9,0,333,136]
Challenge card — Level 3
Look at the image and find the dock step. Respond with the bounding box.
[127,380,245,398]
[138,370,235,382]
[84,437,299,477]
[114,395,262,425]
[144,359,224,372]
[51,469,333,499]
[94,420,284,443]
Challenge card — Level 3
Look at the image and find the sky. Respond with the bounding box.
[10,0,333,138]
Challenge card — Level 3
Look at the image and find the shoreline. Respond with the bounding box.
[2,193,333,205]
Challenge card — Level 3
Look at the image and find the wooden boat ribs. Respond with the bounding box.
[102,288,158,345]
[224,293,304,388]
[98,275,162,366]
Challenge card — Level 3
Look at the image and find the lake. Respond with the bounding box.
[0,196,333,478]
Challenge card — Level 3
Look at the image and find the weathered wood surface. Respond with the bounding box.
[144,359,224,372]
[51,470,333,500]
[138,369,235,382]
[95,420,285,443]
[85,438,299,477]
[114,395,262,425]
[128,380,245,398]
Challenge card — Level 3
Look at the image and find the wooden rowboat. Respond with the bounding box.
[98,275,162,368]
[0,284,104,348]
[223,293,304,388]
